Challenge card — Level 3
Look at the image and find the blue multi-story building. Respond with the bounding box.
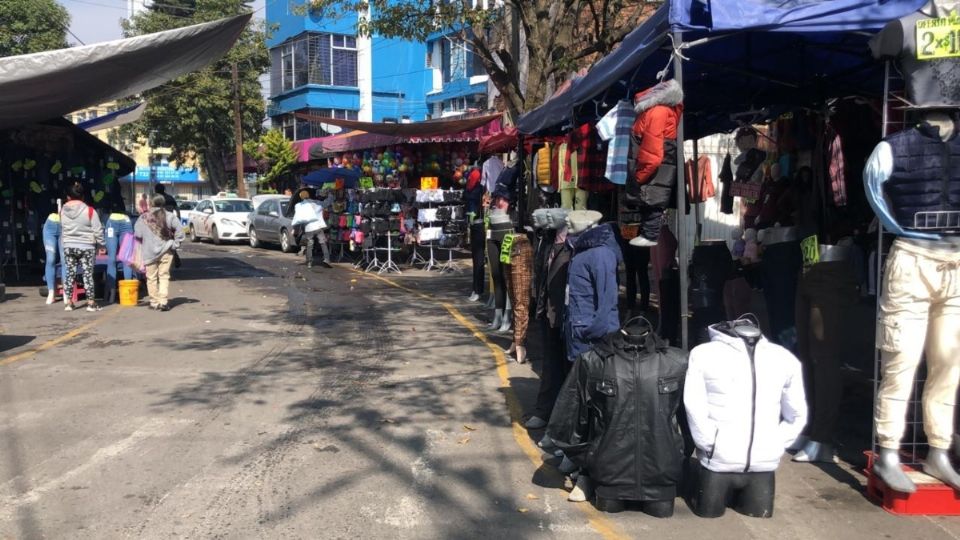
[267,2,494,141]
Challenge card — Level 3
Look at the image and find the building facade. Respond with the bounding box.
[267,2,495,141]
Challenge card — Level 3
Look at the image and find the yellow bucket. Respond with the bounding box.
[118,279,140,306]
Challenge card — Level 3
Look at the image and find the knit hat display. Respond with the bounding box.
[565,210,602,234]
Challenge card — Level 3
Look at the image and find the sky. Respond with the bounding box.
[62,0,266,45]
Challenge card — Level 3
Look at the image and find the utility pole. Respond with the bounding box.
[232,62,247,198]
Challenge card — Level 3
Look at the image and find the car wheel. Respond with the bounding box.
[280,228,295,253]
[249,227,261,248]
[211,225,221,245]
[189,225,200,243]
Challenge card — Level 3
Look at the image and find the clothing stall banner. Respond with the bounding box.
[0,14,250,130]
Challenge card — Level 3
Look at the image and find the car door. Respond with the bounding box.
[257,200,277,242]
[199,201,214,237]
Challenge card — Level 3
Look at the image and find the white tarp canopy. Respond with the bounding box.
[0,13,251,130]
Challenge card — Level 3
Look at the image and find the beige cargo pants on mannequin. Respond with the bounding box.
[875,239,960,450]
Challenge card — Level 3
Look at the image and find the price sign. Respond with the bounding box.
[916,16,960,60]
[499,233,515,264]
[800,235,819,267]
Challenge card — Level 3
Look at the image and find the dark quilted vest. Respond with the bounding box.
[884,123,960,230]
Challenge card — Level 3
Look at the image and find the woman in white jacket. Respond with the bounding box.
[684,320,807,517]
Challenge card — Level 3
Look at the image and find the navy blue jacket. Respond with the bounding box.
[565,223,623,360]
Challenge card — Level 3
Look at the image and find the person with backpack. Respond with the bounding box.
[153,183,182,268]
[60,183,105,312]
[134,195,185,311]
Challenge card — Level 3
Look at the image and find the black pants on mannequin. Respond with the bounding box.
[487,239,507,310]
[533,321,570,421]
[693,466,775,518]
[760,241,802,347]
[623,245,651,312]
[470,223,486,295]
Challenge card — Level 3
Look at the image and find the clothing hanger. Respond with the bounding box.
[620,315,654,344]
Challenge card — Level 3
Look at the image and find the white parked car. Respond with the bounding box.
[188,197,254,244]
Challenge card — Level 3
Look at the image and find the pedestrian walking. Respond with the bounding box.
[135,195,185,311]
[153,184,182,268]
[137,193,150,215]
[291,189,331,269]
[60,182,104,312]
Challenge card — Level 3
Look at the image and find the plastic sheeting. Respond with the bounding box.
[0,14,251,130]
[294,113,501,137]
[77,102,147,133]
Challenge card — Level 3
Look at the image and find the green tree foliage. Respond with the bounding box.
[246,129,298,191]
[305,0,661,114]
[122,0,269,191]
[0,0,70,57]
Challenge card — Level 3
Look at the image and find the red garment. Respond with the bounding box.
[570,123,614,192]
[632,91,683,185]
[684,155,715,203]
[827,129,847,207]
[466,168,482,191]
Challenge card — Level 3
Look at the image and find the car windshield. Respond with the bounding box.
[179,201,197,210]
[214,200,252,213]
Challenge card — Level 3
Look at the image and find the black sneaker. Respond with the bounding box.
[320,261,333,269]
[86,303,101,312]
[157,304,170,312]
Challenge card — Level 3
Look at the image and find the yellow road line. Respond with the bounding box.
[0,308,118,367]
[349,267,629,540]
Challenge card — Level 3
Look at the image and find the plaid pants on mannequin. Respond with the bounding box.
[505,235,534,345]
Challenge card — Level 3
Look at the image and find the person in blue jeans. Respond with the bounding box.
[42,213,65,305]
[104,205,135,304]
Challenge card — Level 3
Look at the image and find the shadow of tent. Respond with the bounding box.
[0,334,35,354]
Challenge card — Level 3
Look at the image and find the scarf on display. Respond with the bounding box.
[142,209,173,241]
[466,168,482,191]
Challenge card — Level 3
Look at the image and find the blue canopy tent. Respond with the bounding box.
[302,167,362,189]
[517,0,929,349]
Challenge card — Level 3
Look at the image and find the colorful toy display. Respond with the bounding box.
[324,143,477,190]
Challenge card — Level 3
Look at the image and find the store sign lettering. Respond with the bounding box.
[916,16,960,60]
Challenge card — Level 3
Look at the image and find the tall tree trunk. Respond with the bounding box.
[203,136,227,193]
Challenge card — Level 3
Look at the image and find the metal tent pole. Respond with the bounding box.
[673,30,690,352]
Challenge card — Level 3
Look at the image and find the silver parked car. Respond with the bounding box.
[248,195,298,252]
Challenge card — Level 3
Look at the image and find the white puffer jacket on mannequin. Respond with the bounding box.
[684,324,807,473]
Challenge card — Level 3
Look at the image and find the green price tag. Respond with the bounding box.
[499,233,515,264]
[800,235,819,267]
[916,16,960,60]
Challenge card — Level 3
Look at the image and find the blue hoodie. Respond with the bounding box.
[565,223,623,360]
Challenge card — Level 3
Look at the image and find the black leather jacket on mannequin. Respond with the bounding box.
[547,327,689,502]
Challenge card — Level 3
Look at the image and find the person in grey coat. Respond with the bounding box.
[134,195,185,311]
[60,183,105,312]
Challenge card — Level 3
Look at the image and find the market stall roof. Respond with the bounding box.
[0,14,251,130]
[77,102,147,133]
[303,116,503,158]
[517,0,928,137]
[293,113,501,138]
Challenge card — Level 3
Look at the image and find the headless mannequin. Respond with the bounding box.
[870,1,960,109]
[865,111,960,493]
[694,322,776,518]
[582,318,678,517]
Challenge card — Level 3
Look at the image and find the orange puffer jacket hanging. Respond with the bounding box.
[631,79,684,185]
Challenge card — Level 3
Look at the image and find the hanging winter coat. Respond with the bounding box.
[547,329,689,502]
[626,79,684,208]
[565,223,623,360]
[684,323,807,474]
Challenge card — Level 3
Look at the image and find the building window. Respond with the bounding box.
[274,109,359,141]
[442,38,468,83]
[271,32,359,94]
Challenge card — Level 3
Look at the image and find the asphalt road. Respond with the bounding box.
[1,241,959,539]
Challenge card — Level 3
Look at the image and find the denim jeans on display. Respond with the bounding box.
[42,218,65,292]
[105,217,134,297]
